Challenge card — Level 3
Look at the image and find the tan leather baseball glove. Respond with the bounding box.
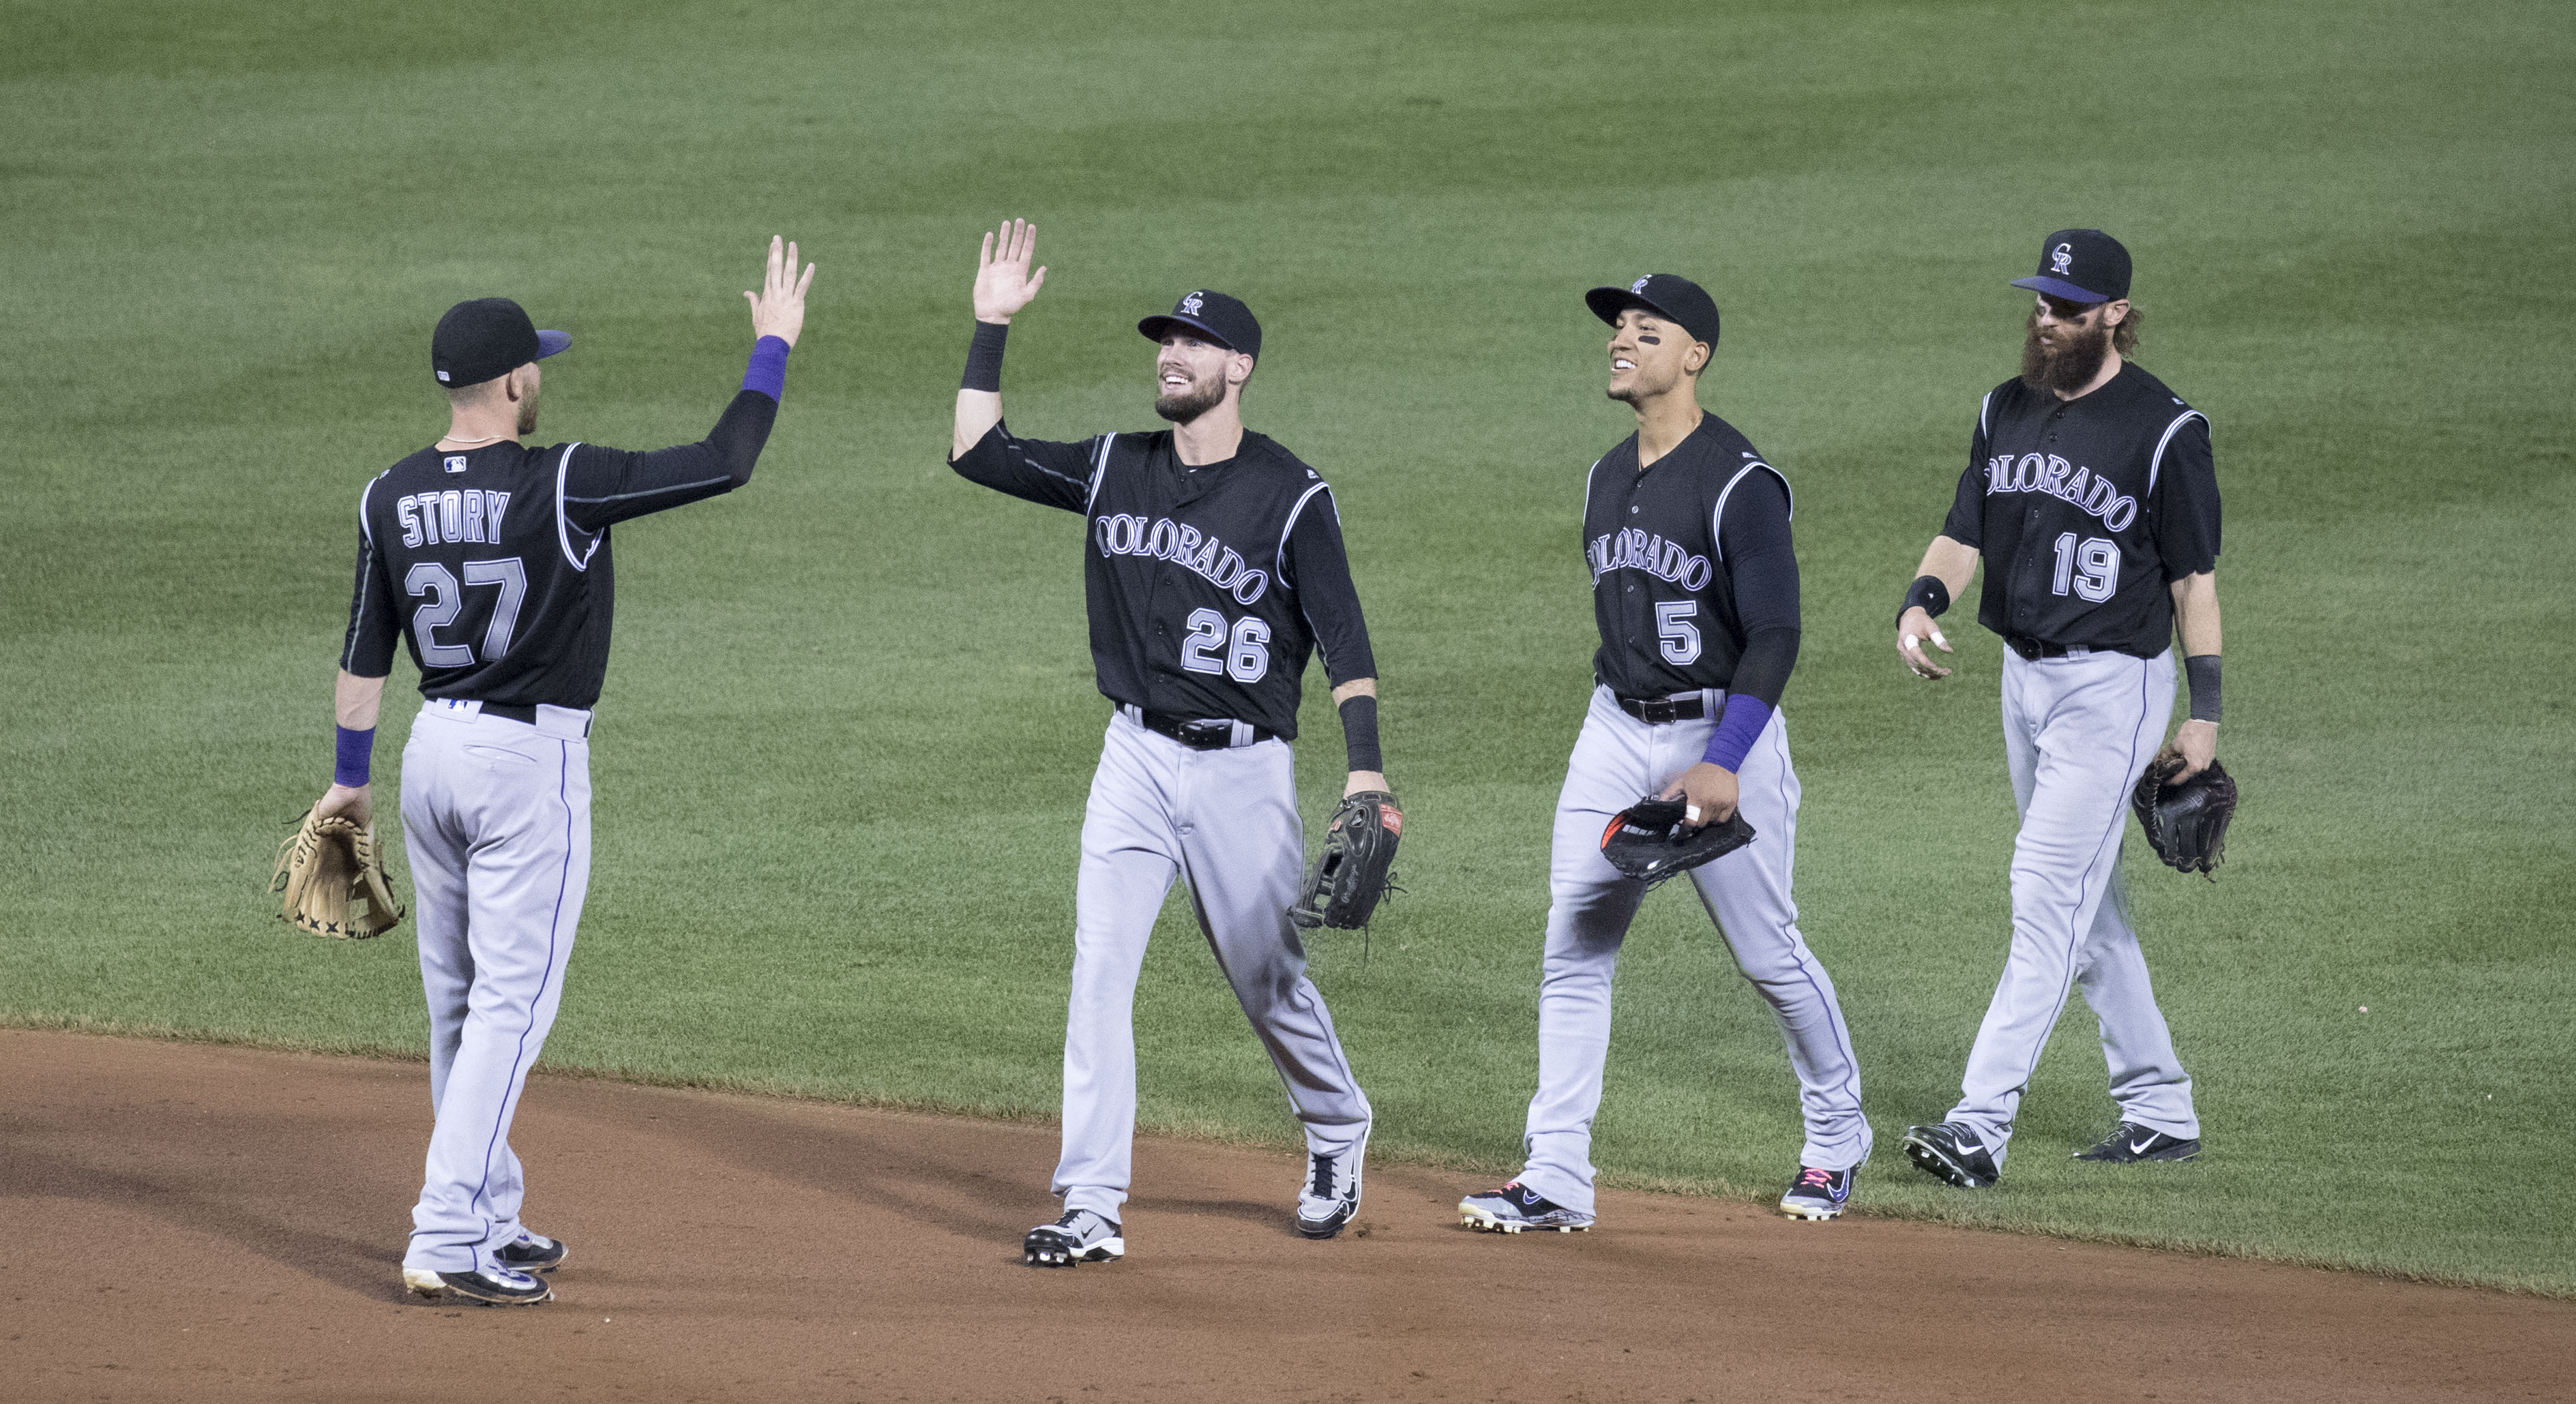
[270,803,406,938]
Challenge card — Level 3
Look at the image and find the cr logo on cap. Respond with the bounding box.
[1631,276,1651,294]
[1181,291,1204,316]
[2050,243,2074,275]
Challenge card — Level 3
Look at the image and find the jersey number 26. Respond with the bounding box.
[1181,606,1271,683]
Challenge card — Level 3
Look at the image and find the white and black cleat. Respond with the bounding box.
[402,1265,553,1305]
[496,1229,568,1274]
[1297,1135,1367,1239]
[2073,1121,2202,1163]
[1023,1209,1124,1268]
[1902,1121,2001,1189]
[1457,1182,1594,1234]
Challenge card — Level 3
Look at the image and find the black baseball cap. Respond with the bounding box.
[432,297,570,389]
[1138,290,1261,360]
[1585,273,1721,352]
[2011,229,2131,305]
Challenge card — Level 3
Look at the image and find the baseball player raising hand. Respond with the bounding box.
[948,221,1389,1265]
[1893,229,2220,1188]
[319,238,812,1304]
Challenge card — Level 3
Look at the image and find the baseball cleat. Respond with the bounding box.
[1779,1165,1856,1220]
[1902,1122,2002,1189]
[402,1265,553,1305]
[1457,1181,1594,1234]
[1296,1135,1367,1239]
[2073,1122,2202,1163]
[497,1229,568,1274]
[1023,1209,1124,1268]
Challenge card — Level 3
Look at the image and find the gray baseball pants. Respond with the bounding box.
[1945,647,2198,1161]
[397,699,592,1275]
[1054,708,1372,1221]
[1518,687,1871,1215]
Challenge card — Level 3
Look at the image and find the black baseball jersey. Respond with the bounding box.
[339,391,778,707]
[1584,414,1799,701]
[949,423,1376,738]
[1942,362,2219,658]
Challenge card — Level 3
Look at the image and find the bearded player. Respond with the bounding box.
[1893,229,2220,1186]
[945,221,1388,1265]
[1459,274,1870,1231]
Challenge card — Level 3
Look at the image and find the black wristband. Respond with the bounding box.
[1900,574,1951,625]
[2185,654,2221,724]
[1337,694,1383,775]
[962,320,1009,392]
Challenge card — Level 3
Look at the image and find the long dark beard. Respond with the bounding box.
[1154,376,1224,424]
[2021,311,2112,395]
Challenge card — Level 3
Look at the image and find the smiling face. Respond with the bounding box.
[1605,308,1708,406]
[1153,333,1252,424]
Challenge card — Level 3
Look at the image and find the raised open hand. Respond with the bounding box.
[974,218,1048,324]
[745,235,817,348]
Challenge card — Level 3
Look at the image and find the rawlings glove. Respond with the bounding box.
[1289,791,1402,930]
[2131,749,2238,878]
[270,802,406,938]
[1600,796,1756,886]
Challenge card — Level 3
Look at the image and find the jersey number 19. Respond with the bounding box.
[2049,534,2121,603]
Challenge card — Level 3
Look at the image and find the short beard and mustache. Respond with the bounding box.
[515,382,541,435]
[1153,372,1224,424]
[2021,310,2112,395]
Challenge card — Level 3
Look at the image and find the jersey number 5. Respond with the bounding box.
[1655,599,1702,666]
[1181,607,1271,683]
[406,558,529,667]
[2050,533,2121,603]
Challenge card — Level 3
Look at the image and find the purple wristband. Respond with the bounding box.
[1702,696,1773,773]
[334,726,374,788]
[743,335,790,400]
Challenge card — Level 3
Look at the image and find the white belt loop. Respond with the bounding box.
[1229,719,1252,747]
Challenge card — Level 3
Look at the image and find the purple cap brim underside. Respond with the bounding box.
[2010,275,2112,305]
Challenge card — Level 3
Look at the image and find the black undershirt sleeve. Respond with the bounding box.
[1282,489,1378,686]
[1940,404,1991,548]
[2150,417,2221,580]
[1717,469,1800,709]
[338,526,398,678]
[562,390,780,534]
[947,421,1097,513]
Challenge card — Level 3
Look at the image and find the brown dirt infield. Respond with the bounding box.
[4,1030,2566,1403]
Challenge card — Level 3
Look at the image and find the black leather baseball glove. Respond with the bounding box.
[1289,791,1402,930]
[2131,748,2238,878]
[1600,796,1756,887]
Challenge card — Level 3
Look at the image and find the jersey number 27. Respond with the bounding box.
[406,558,529,666]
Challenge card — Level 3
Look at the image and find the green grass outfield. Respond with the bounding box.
[5,0,2571,1294]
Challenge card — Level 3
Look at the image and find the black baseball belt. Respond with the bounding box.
[1614,692,1712,724]
[1127,706,1277,751]
[460,700,595,737]
[2003,635,2095,661]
